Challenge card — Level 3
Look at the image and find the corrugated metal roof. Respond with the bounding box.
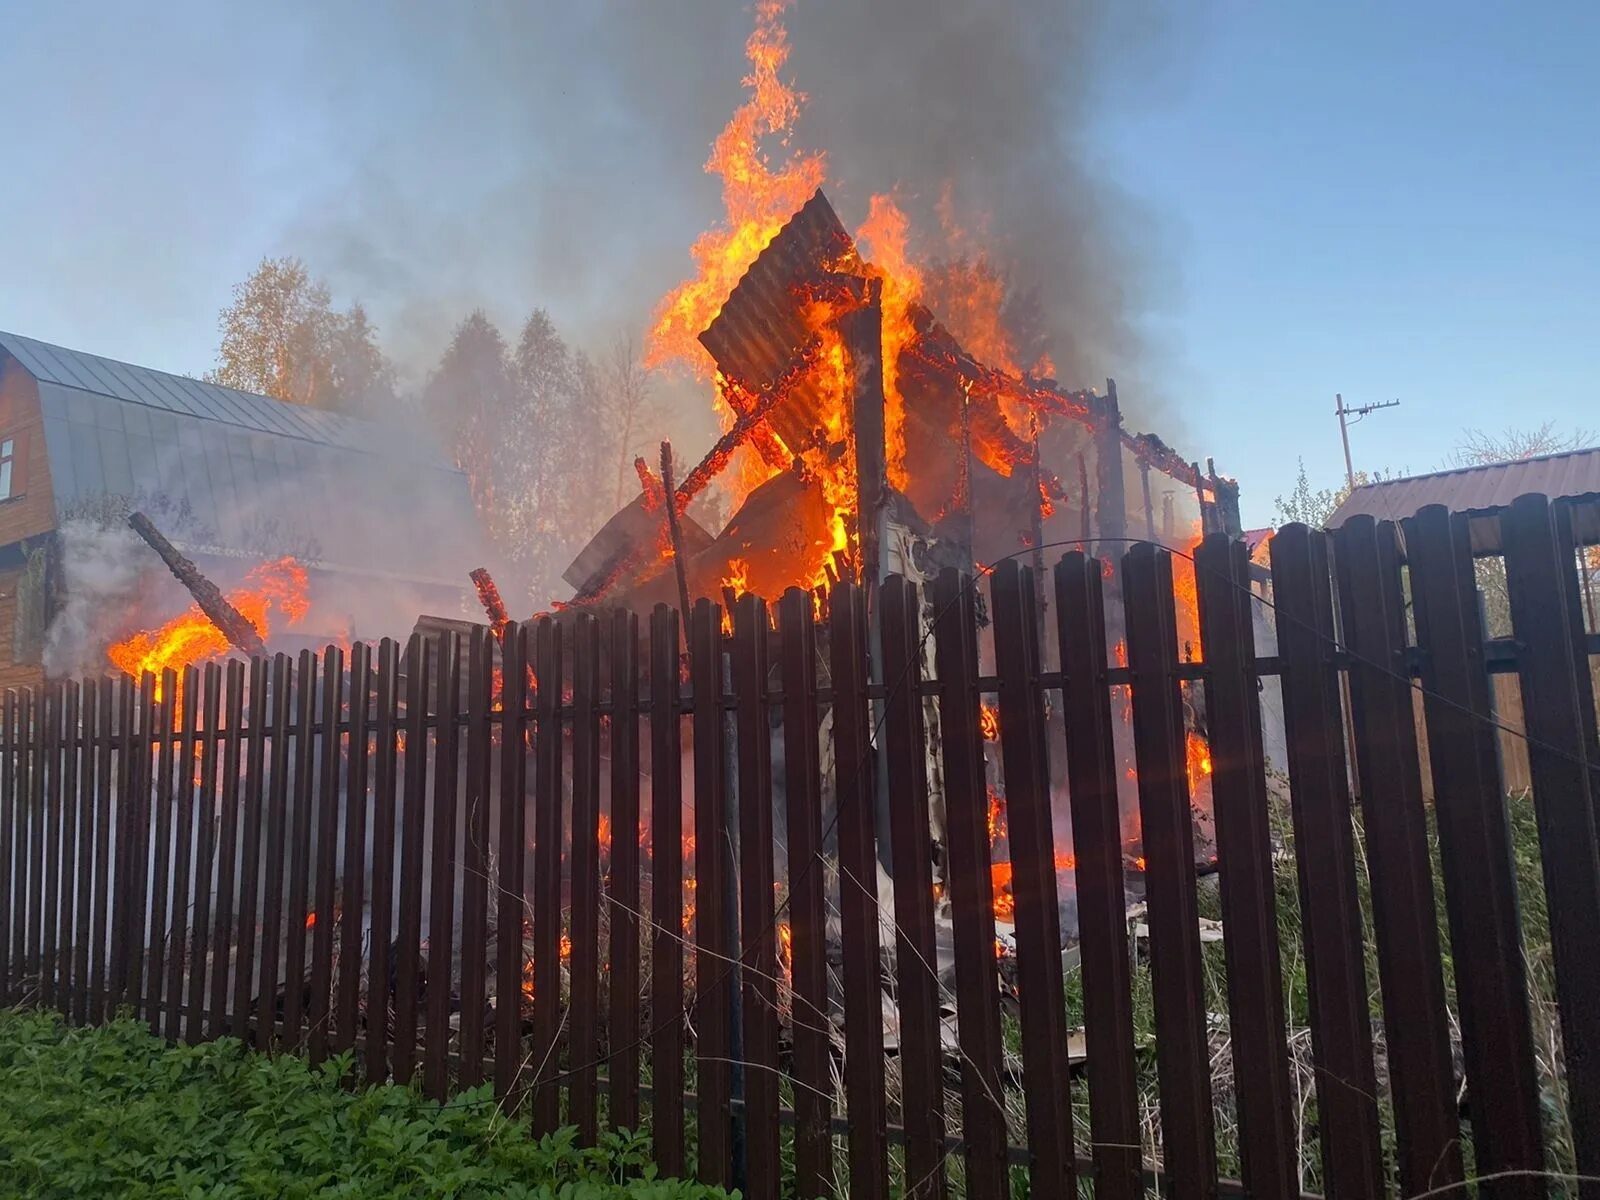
[1,329,486,586]
[1327,446,1600,551]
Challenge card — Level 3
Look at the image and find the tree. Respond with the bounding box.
[1445,421,1594,469]
[599,336,661,511]
[209,257,395,414]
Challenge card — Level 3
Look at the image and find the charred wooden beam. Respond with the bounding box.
[469,568,511,638]
[842,276,886,586]
[128,511,267,657]
[1093,380,1128,565]
[660,442,694,641]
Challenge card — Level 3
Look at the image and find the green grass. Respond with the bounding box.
[0,1008,732,1200]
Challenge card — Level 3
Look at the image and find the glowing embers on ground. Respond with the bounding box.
[107,556,309,718]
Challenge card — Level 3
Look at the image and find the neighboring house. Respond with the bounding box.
[0,330,486,691]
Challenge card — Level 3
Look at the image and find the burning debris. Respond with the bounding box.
[126,512,266,657]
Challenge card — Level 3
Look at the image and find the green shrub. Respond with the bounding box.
[0,1010,733,1200]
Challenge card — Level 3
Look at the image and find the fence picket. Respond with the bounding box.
[1333,515,1464,1194]
[366,639,400,1085]
[607,610,642,1130]
[424,635,460,1099]
[335,643,373,1057]
[282,651,318,1049]
[1502,492,1600,1184]
[931,568,1009,1200]
[309,647,345,1066]
[458,628,492,1089]
[1,692,16,1006]
[72,681,98,1023]
[55,682,81,1014]
[38,686,60,1009]
[878,576,947,1200]
[569,614,604,1141]
[778,588,831,1198]
[89,679,116,1024]
[145,674,176,1034]
[530,617,565,1133]
[1054,552,1141,1200]
[185,666,222,1044]
[232,659,269,1044]
[163,667,201,1043]
[392,634,431,1084]
[209,662,246,1041]
[494,625,528,1102]
[257,655,294,1051]
[1123,541,1217,1197]
[648,605,686,1177]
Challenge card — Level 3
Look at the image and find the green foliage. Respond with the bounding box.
[0,1011,731,1200]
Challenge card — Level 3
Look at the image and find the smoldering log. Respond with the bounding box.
[469,567,511,637]
[127,511,267,656]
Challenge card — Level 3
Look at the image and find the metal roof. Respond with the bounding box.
[0,330,486,586]
[1327,446,1600,552]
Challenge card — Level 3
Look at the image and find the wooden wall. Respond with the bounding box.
[0,357,57,548]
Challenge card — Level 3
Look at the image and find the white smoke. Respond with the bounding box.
[43,518,151,679]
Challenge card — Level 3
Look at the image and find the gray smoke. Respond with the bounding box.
[43,519,148,679]
[280,1,1178,433]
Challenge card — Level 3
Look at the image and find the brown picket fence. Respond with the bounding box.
[3,496,1600,1199]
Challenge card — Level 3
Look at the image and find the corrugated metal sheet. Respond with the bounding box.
[1327,447,1600,551]
[2,330,485,585]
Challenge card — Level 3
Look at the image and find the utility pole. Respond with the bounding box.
[1335,393,1401,490]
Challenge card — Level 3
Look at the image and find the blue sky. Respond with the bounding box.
[1,2,1594,528]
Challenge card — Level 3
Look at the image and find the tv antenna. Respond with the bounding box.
[1335,393,1400,490]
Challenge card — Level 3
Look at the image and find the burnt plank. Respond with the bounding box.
[1123,541,1217,1197]
[366,639,400,1085]
[392,634,431,1085]
[309,646,345,1065]
[257,655,294,1051]
[282,651,318,1049]
[494,625,529,1102]
[691,598,734,1187]
[830,583,889,1200]
[1501,492,1600,1187]
[39,686,60,1009]
[1054,553,1141,1200]
[569,614,603,1141]
[779,589,830,1196]
[1333,515,1463,1194]
[607,609,642,1130]
[1194,534,1298,1196]
[458,628,491,1089]
[529,617,565,1133]
[185,666,222,1043]
[878,576,948,1200]
[232,659,269,1043]
[1405,504,1545,1195]
[209,662,246,1041]
[733,594,780,1200]
[931,568,1009,1200]
[424,635,460,1100]
[163,668,200,1042]
[145,675,177,1035]
[649,605,686,1177]
[1269,526,1385,1197]
[90,679,117,1024]
[335,643,372,1058]
[0,691,15,1006]
[73,681,99,1024]
[990,562,1074,1198]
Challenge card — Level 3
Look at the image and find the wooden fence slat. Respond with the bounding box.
[73,681,99,1024]
[232,659,269,1042]
[117,677,154,1015]
[691,598,734,1187]
[0,691,16,1006]
[145,674,177,1034]
[185,666,222,1044]
[257,655,294,1051]
[494,625,528,1102]
[55,682,81,1014]
[458,628,491,1089]
[569,615,604,1142]
[1268,526,1385,1197]
[309,647,345,1065]
[930,568,1009,1200]
[990,562,1075,1198]
[648,605,686,1177]
[607,609,642,1130]
[37,687,58,1005]
[733,594,780,1200]
[366,639,400,1085]
[21,690,40,991]
[530,617,565,1133]
[163,667,201,1042]
[209,662,246,1041]
[1122,541,1217,1197]
[1502,492,1600,1184]
[89,679,116,1024]
[1194,534,1299,1197]
[1054,552,1141,1200]
[878,576,948,1200]
[392,634,431,1084]
[335,644,373,1057]
[831,582,889,1200]
[1405,504,1545,1194]
[778,588,831,1198]
[1333,515,1463,1194]
[282,651,319,1049]
[1553,498,1600,757]
[424,635,460,1099]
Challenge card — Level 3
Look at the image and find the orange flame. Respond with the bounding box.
[855,194,923,492]
[1185,728,1213,797]
[978,702,1000,742]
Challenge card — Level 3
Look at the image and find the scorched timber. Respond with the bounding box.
[127,511,267,657]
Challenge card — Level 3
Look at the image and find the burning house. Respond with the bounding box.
[0,330,486,692]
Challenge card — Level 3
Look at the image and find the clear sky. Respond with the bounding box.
[1,2,1594,528]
